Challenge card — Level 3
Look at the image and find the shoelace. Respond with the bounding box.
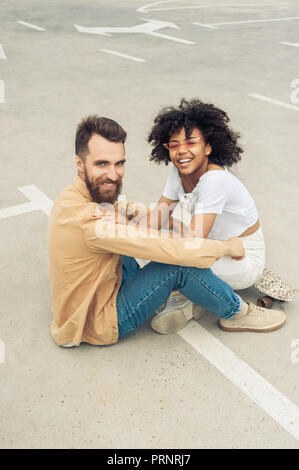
[156,293,189,313]
[167,293,189,308]
[250,304,268,316]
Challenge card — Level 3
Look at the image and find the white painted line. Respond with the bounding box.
[179,320,299,441]
[0,80,5,103]
[249,93,299,112]
[137,0,183,13]
[281,41,299,47]
[148,31,195,44]
[0,201,39,220]
[18,185,53,216]
[0,185,53,220]
[0,45,6,59]
[141,5,211,12]
[194,16,299,28]
[137,1,260,13]
[101,49,146,62]
[17,21,46,31]
[192,22,218,29]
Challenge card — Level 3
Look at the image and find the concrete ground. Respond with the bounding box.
[0,0,299,449]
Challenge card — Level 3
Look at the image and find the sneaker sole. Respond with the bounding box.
[218,317,286,333]
[151,309,187,334]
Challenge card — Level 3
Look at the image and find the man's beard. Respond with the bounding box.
[84,168,122,204]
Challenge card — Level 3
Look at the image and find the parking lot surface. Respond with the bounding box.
[0,0,299,449]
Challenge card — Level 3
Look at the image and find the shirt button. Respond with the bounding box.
[111,302,115,307]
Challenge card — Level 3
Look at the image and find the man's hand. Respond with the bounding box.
[95,206,128,225]
[222,237,245,260]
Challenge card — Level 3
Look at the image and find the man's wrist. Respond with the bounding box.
[219,240,231,256]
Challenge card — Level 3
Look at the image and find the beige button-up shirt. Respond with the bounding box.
[48,176,229,346]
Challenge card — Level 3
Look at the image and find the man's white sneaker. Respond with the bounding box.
[218,302,286,333]
[151,291,206,334]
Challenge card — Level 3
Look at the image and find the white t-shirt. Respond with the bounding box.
[162,165,259,240]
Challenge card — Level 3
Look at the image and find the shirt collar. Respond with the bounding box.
[72,175,92,201]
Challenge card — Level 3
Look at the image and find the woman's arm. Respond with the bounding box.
[137,195,179,231]
[187,213,217,239]
[187,213,244,259]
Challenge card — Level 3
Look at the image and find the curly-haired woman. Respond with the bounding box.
[147,98,265,291]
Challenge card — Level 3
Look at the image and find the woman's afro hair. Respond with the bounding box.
[148,98,243,167]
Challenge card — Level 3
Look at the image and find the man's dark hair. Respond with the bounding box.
[148,98,243,167]
[75,115,127,159]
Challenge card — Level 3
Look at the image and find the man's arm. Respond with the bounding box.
[83,215,244,269]
[131,196,178,231]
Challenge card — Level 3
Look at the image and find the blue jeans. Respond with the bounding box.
[116,256,242,339]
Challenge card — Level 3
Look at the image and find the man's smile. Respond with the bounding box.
[101,182,117,188]
[98,181,119,193]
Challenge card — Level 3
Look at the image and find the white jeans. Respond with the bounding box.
[211,228,265,290]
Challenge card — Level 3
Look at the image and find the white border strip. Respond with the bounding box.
[17,21,46,31]
[249,93,299,112]
[101,49,146,63]
[179,320,299,441]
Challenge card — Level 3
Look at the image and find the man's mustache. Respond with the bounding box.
[96,177,121,185]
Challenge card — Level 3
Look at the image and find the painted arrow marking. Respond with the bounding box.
[0,185,53,220]
[75,18,180,35]
[74,18,194,44]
